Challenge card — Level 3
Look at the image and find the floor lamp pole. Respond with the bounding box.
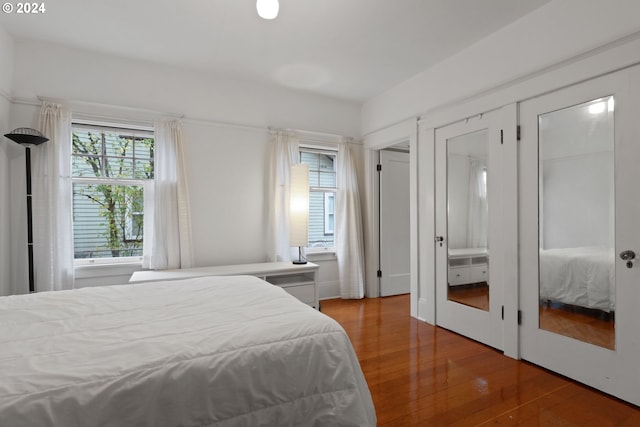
[25,146,35,293]
[4,128,49,294]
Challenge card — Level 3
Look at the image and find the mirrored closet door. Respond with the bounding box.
[519,65,640,406]
[434,110,505,350]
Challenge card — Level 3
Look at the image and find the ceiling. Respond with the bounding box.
[0,0,551,103]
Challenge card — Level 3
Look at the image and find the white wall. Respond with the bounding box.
[542,153,613,249]
[0,26,14,296]
[12,41,361,137]
[8,39,362,295]
[362,0,640,135]
[539,97,614,249]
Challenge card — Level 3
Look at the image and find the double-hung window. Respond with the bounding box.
[299,148,336,251]
[71,123,154,263]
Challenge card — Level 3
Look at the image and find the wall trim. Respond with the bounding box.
[10,95,357,141]
[0,88,11,103]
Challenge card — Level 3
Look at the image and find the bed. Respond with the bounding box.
[539,247,615,312]
[0,275,376,426]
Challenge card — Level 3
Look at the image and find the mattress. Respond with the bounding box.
[539,247,615,312]
[0,275,376,426]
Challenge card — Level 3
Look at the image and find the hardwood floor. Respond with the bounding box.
[321,295,640,426]
[447,283,615,349]
[448,283,489,311]
[539,302,615,350]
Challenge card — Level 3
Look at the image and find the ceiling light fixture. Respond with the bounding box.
[257,0,279,20]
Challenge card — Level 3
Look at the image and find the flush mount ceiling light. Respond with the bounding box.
[257,0,279,19]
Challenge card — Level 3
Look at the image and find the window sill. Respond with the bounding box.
[75,261,143,279]
[306,250,337,262]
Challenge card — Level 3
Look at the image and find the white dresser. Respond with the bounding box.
[448,248,489,286]
[129,262,320,310]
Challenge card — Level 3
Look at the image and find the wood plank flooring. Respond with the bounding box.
[448,283,489,311]
[447,284,615,349]
[321,295,640,426]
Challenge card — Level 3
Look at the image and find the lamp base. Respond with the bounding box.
[292,246,307,265]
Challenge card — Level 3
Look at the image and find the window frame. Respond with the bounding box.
[71,122,154,266]
[298,146,337,254]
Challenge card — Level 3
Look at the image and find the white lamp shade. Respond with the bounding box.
[256,0,279,19]
[290,163,309,247]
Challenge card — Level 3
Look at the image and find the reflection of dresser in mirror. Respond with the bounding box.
[448,248,489,285]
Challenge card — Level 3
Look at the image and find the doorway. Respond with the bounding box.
[379,148,410,297]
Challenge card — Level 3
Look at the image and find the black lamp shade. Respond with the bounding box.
[4,128,48,146]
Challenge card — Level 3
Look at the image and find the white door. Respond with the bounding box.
[435,110,505,350]
[519,66,640,405]
[379,149,410,297]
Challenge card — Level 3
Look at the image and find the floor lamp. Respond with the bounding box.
[290,164,309,264]
[4,128,49,293]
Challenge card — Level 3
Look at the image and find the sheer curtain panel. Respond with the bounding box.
[32,103,75,292]
[266,131,298,262]
[336,140,365,299]
[144,120,193,270]
[466,159,488,248]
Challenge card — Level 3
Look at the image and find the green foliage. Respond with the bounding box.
[72,130,153,258]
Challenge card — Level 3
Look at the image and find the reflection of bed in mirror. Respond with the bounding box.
[448,248,489,285]
[539,247,615,312]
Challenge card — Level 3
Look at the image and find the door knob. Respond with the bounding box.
[620,250,636,269]
[435,236,444,242]
[620,250,636,261]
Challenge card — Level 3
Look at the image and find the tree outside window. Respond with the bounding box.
[71,125,154,260]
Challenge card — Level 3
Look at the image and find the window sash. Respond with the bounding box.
[72,126,154,180]
[300,148,337,252]
[72,181,147,261]
[71,123,154,263]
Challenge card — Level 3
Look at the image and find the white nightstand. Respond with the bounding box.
[129,262,320,310]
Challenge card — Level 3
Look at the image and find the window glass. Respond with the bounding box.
[71,125,154,261]
[300,149,336,249]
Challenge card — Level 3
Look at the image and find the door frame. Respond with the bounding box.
[362,119,419,315]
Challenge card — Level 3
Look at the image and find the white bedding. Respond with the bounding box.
[0,275,376,427]
[539,247,615,312]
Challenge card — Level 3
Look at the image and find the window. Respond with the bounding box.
[71,123,154,262]
[299,148,336,250]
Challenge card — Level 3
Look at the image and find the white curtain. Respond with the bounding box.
[336,140,365,299]
[144,120,193,270]
[266,131,298,262]
[467,159,488,248]
[32,103,74,292]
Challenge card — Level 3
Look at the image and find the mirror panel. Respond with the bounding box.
[447,129,489,311]
[538,96,615,349]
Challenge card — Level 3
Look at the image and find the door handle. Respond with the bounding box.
[435,236,445,247]
[620,250,636,268]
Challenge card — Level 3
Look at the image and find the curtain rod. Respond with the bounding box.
[37,96,184,119]
[13,96,359,142]
[269,127,362,144]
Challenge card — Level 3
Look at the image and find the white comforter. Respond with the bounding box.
[0,276,376,427]
[539,247,615,312]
